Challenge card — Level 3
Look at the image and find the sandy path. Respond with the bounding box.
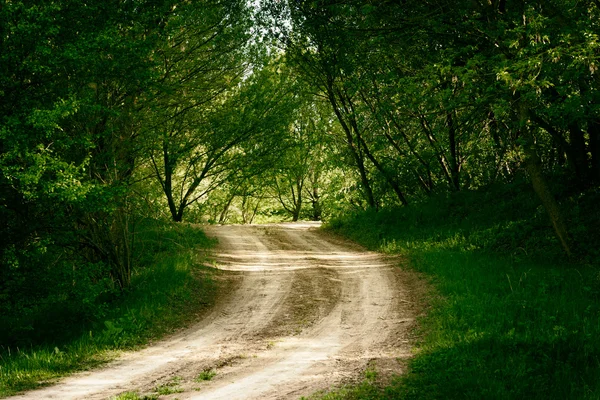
[11,222,418,400]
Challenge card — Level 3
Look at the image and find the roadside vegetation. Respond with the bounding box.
[0,222,218,397]
[324,182,600,399]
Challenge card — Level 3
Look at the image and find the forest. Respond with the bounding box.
[1,0,600,399]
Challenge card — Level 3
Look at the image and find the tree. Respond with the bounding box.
[145,57,299,222]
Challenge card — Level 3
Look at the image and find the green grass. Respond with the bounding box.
[324,184,600,399]
[302,369,381,400]
[154,375,184,395]
[195,369,217,382]
[154,384,183,395]
[110,392,158,400]
[0,221,218,398]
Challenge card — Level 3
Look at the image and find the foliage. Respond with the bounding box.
[258,0,600,250]
[0,222,217,397]
[325,186,600,399]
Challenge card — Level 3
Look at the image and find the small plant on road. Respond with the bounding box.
[196,369,217,382]
[110,392,158,400]
[154,376,184,395]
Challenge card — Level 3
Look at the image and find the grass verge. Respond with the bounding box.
[324,184,600,399]
[0,221,219,398]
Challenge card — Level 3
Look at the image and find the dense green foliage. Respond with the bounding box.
[0,222,217,397]
[0,0,274,355]
[325,184,600,399]
[260,0,600,255]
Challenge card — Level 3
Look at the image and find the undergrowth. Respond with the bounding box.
[0,221,218,397]
[324,182,600,399]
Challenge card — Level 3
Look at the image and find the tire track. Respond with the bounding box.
[11,222,418,400]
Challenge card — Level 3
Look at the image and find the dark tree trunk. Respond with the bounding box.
[349,107,408,206]
[357,132,408,205]
[569,123,589,186]
[419,116,454,191]
[589,119,600,183]
[326,83,376,208]
[311,177,323,221]
[520,103,571,255]
[162,141,182,222]
[219,194,235,224]
[447,112,460,191]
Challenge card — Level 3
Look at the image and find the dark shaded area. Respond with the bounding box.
[327,183,600,399]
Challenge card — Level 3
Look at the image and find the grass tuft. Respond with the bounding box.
[110,392,158,400]
[195,369,217,382]
[153,376,184,395]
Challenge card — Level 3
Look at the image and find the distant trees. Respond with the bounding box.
[271,103,331,221]
[143,55,301,222]
[141,0,250,222]
[260,0,600,253]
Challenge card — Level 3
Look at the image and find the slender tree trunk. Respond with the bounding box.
[248,194,263,224]
[310,171,322,221]
[162,141,181,222]
[219,194,235,224]
[414,168,432,195]
[344,98,408,205]
[520,103,571,255]
[447,112,460,191]
[419,116,455,190]
[292,186,302,221]
[326,83,376,208]
[289,177,303,222]
[312,187,322,220]
[355,130,408,205]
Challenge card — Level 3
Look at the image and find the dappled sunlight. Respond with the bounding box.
[188,333,343,400]
[207,222,391,272]
[212,250,390,271]
[270,221,323,230]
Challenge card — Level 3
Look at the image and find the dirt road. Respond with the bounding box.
[12,222,419,400]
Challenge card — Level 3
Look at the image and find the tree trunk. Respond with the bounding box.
[356,131,408,205]
[311,189,322,220]
[447,112,460,191]
[293,179,303,221]
[569,122,589,186]
[414,168,433,195]
[326,80,376,209]
[354,146,376,209]
[589,119,600,183]
[310,171,322,221]
[520,103,571,255]
[219,194,235,224]
[419,116,455,191]
[161,142,182,222]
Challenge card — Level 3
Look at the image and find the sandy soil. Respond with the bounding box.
[11,222,422,400]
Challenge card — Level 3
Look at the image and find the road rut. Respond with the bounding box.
[11,222,418,400]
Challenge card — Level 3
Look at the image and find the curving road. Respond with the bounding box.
[11,222,417,400]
